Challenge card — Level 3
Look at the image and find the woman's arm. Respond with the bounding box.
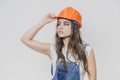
[20,13,55,59]
[87,49,97,80]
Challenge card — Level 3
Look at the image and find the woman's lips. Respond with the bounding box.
[58,31,63,34]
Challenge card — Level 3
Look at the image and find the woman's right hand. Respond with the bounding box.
[41,13,56,25]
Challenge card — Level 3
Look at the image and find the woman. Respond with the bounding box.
[21,7,97,80]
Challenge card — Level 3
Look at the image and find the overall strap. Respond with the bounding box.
[82,43,89,51]
[51,63,53,75]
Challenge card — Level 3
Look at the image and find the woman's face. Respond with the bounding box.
[57,18,72,38]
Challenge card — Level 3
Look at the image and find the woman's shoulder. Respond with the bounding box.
[82,42,93,57]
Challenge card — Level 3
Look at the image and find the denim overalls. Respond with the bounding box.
[51,44,88,80]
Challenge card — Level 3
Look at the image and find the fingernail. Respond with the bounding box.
[53,16,57,19]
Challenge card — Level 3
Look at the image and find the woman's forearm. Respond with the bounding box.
[21,13,55,42]
[21,21,46,42]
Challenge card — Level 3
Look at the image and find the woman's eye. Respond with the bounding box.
[64,23,69,26]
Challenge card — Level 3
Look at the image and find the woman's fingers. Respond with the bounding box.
[46,13,56,22]
[41,13,56,24]
[49,13,55,17]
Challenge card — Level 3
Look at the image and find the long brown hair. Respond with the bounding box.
[55,19,89,73]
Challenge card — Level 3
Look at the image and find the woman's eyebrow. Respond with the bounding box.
[64,21,70,24]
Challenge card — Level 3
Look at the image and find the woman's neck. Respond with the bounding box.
[63,37,70,48]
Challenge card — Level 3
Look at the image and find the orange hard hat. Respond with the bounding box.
[55,7,82,28]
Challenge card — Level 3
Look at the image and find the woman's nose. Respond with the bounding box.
[58,25,63,29]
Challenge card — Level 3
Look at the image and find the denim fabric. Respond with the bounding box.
[52,61,80,80]
[51,43,88,80]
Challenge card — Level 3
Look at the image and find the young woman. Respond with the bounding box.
[21,7,97,80]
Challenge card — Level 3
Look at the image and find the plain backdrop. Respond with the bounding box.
[0,0,120,80]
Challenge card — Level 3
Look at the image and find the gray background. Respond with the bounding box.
[0,0,120,80]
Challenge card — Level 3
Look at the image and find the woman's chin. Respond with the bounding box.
[58,35,70,39]
[58,35,65,38]
[58,36,64,38]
